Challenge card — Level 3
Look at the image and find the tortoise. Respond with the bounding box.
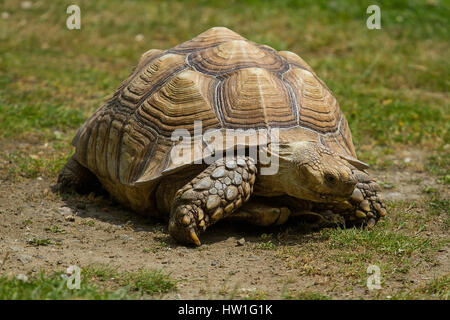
[57,27,386,246]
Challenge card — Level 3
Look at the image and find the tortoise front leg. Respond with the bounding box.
[168,157,257,246]
[346,170,387,227]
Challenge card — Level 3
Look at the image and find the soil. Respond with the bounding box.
[0,147,448,299]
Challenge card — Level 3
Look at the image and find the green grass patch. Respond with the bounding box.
[45,225,66,234]
[254,240,277,250]
[27,238,53,246]
[320,227,433,256]
[4,151,69,180]
[83,264,177,296]
[0,264,178,300]
[418,275,449,300]
[0,272,128,300]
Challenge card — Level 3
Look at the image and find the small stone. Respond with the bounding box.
[16,274,28,282]
[242,171,249,181]
[211,261,217,266]
[58,207,73,216]
[18,254,32,265]
[21,1,32,10]
[135,34,144,42]
[248,254,258,261]
[224,177,232,185]
[1,12,10,19]
[236,238,245,246]
[225,186,238,201]
[122,235,134,241]
[194,177,212,190]
[65,215,75,222]
[225,160,237,169]
[379,208,387,217]
[212,167,226,178]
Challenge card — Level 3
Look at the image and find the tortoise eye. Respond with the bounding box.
[325,174,336,184]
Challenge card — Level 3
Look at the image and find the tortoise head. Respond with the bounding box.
[267,141,357,202]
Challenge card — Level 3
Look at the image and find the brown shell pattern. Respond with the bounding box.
[72,27,357,185]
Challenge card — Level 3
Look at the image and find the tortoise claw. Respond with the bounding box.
[190,228,201,247]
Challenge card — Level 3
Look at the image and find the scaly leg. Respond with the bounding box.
[56,156,100,194]
[345,170,387,227]
[169,157,257,246]
[228,199,292,226]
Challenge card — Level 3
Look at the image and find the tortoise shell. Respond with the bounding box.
[72,27,361,188]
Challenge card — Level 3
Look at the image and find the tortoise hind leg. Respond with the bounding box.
[168,157,257,246]
[231,197,344,228]
[227,200,292,226]
[56,156,101,194]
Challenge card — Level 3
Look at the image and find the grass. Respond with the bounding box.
[321,227,433,256]
[0,272,128,300]
[27,238,53,246]
[417,275,449,300]
[83,264,177,296]
[0,265,177,300]
[273,196,449,299]
[45,225,66,234]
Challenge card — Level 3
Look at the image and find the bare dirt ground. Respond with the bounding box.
[0,146,448,299]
